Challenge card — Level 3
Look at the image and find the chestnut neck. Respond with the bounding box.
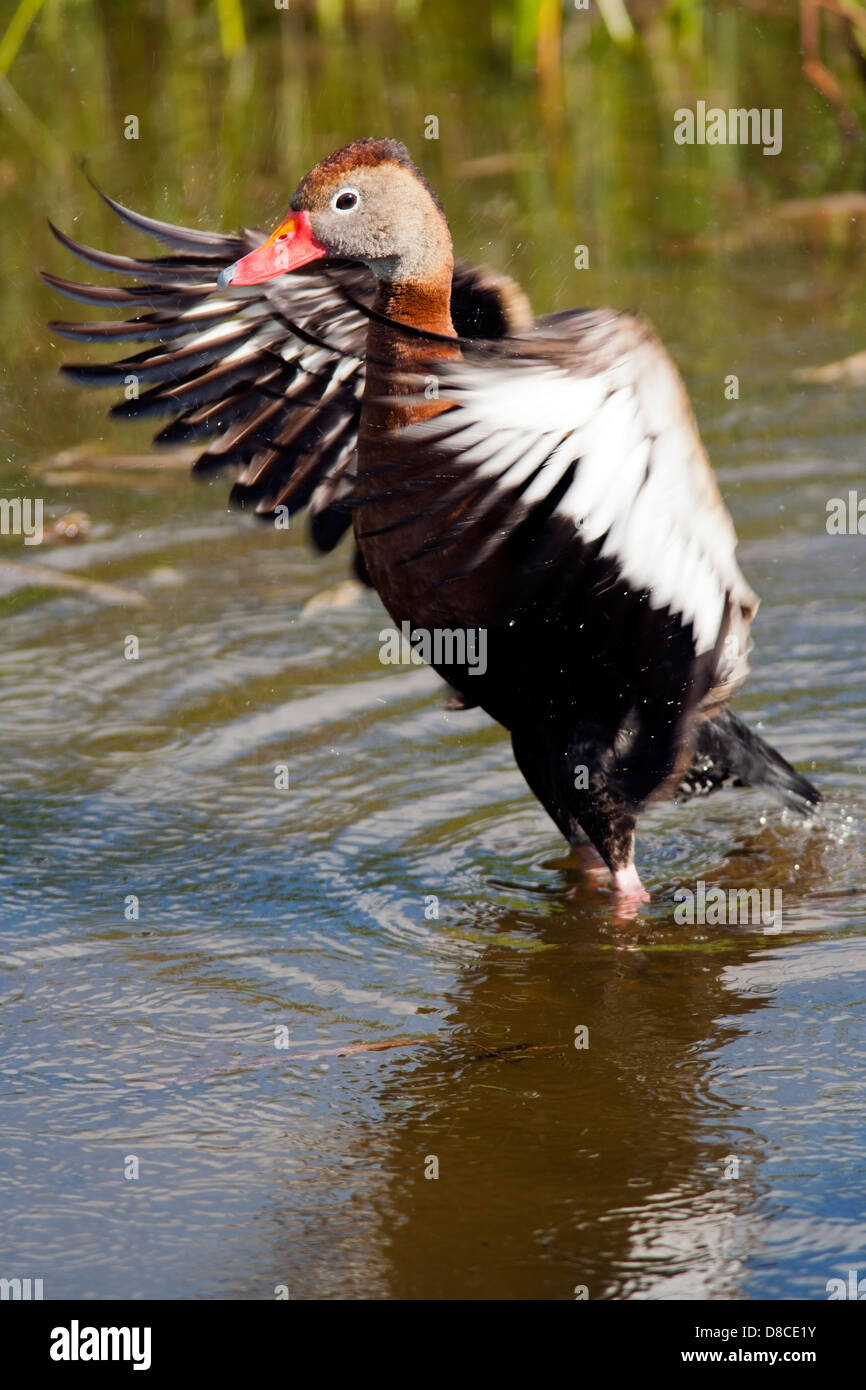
[363,263,459,421]
[372,261,456,340]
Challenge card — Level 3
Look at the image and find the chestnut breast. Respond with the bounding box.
[355,279,517,631]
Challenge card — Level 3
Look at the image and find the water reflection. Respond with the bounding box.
[361,870,852,1299]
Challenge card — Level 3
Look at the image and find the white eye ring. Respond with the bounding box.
[331,187,360,213]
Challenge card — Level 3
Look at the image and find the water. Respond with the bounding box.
[1,6,865,1300]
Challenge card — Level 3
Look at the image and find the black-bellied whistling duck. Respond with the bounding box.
[46,138,820,903]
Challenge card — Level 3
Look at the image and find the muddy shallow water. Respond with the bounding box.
[1,8,865,1299]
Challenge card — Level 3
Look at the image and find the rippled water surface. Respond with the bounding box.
[1,7,865,1300]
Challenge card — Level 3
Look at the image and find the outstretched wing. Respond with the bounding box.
[44,189,533,558]
[373,308,758,706]
[43,190,372,553]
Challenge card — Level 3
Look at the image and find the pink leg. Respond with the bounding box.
[612,862,650,903]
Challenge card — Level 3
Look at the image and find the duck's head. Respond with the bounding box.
[219,138,452,289]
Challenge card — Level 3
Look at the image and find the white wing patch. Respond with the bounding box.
[401,317,756,660]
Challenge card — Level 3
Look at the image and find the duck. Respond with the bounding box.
[45,137,821,902]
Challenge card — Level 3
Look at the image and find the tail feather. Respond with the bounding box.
[679,708,821,815]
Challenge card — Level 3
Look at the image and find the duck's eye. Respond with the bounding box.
[332,188,360,213]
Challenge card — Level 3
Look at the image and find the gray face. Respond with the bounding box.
[290,163,451,283]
